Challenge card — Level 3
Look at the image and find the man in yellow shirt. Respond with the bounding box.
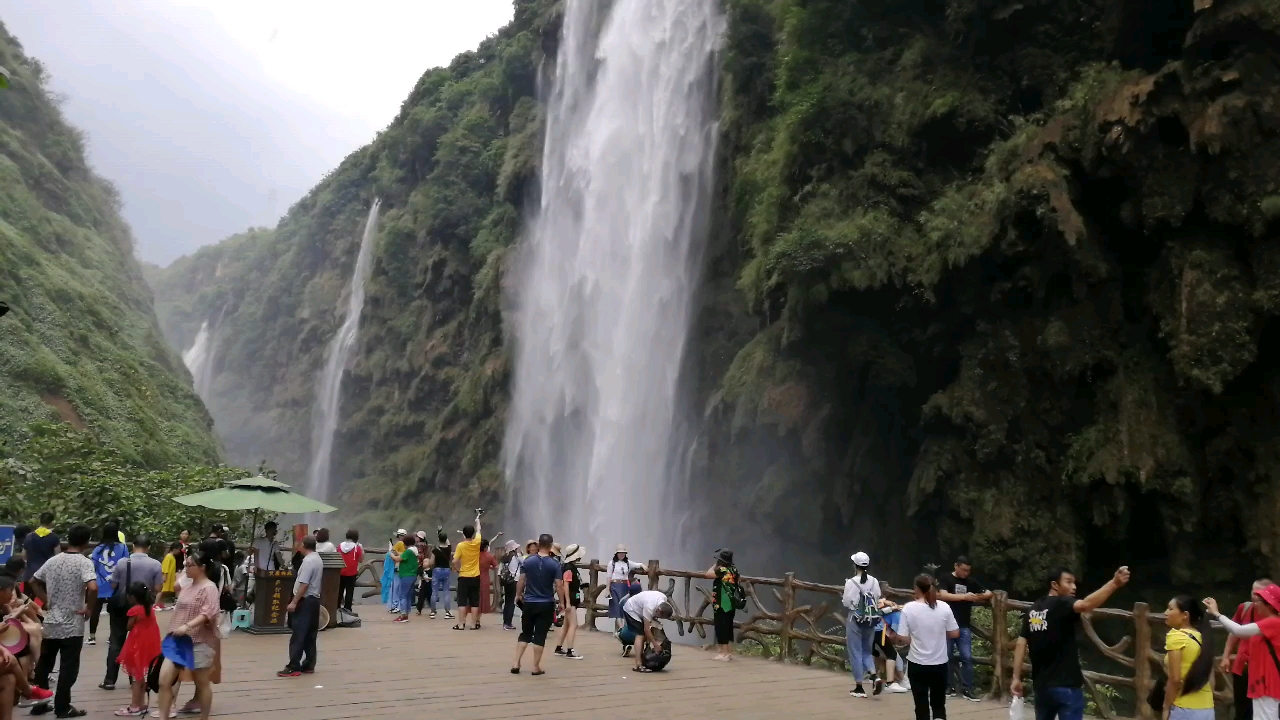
[452,512,483,630]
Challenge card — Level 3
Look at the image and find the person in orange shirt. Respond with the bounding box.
[451,512,483,631]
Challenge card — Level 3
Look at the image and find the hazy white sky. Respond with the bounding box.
[0,0,515,265]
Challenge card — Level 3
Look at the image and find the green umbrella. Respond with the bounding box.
[173,476,336,514]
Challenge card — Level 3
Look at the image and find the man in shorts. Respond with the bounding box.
[510,534,564,675]
[451,512,483,630]
[623,589,674,673]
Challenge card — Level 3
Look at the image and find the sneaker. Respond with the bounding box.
[387,607,399,613]
[873,677,884,696]
[554,647,566,656]
[964,691,982,703]
[622,645,633,657]
[886,682,910,694]
[563,649,584,660]
[86,636,96,646]
[176,702,201,715]
[947,689,957,698]
[393,616,409,623]
[429,611,437,619]
[444,612,455,620]
[301,668,315,674]
[849,686,867,698]
[113,707,146,717]
[503,624,516,630]
[25,687,54,702]
[277,668,302,678]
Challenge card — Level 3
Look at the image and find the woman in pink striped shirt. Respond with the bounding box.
[156,544,221,720]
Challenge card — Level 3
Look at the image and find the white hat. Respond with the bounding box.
[395,529,407,537]
[564,543,585,564]
[616,544,628,554]
[415,530,427,540]
[851,551,870,567]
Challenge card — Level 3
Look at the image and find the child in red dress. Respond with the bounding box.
[114,582,162,717]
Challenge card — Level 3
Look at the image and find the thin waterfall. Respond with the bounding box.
[181,321,215,399]
[304,199,381,507]
[503,0,724,562]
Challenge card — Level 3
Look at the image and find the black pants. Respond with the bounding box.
[1234,669,1251,720]
[339,574,357,611]
[287,596,320,671]
[36,635,83,715]
[714,609,735,645]
[909,661,948,720]
[89,596,106,636]
[518,601,556,646]
[502,581,518,627]
[416,575,431,612]
[103,608,131,685]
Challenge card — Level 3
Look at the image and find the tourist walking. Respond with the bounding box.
[1159,595,1215,720]
[608,545,639,631]
[552,544,586,659]
[31,523,98,718]
[479,540,498,617]
[429,531,453,619]
[500,540,521,630]
[89,521,129,647]
[337,529,363,614]
[113,581,163,717]
[103,535,165,691]
[622,589,675,673]
[156,542,222,720]
[391,534,419,624]
[1010,565,1131,720]
[1207,586,1280,720]
[279,537,322,676]
[1222,580,1274,720]
[937,556,992,701]
[452,512,483,630]
[702,549,744,662]
[22,512,59,581]
[510,534,564,676]
[895,575,960,720]
[843,551,883,697]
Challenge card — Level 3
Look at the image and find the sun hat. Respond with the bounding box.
[714,549,734,565]
[1258,584,1280,613]
[504,540,519,553]
[851,551,870,567]
[564,544,585,564]
[395,529,407,537]
[415,530,427,540]
[616,544,628,554]
[0,618,29,655]
[551,543,562,557]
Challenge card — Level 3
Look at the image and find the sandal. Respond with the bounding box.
[452,624,466,630]
[635,666,653,673]
[98,682,116,690]
[510,668,520,674]
[531,670,545,676]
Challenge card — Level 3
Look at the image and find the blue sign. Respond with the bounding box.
[0,525,14,564]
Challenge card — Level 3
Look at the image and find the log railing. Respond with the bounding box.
[351,554,1236,718]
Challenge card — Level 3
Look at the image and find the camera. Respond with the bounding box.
[475,507,486,518]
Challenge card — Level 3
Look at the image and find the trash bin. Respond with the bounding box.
[319,551,344,629]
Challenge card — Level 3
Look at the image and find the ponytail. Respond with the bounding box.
[1173,595,1213,695]
[915,574,937,609]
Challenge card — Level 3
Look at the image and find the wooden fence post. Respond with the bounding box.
[779,572,795,663]
[1134,602,1155,720]
[586,559,600,631]
[990,590,1008,700]
[647,559,660,590]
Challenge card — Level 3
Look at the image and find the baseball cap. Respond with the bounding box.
[395,529,407,537]
[851,551,870,567]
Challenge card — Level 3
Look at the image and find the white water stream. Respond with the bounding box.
[304,199,381,507]
[504,0,724,562]
[181,321,215,400]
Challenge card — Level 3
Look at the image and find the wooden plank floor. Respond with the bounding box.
[66,612,1012,719]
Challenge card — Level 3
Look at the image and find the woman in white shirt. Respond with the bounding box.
[608,545,640,631]
[895,575,960,720]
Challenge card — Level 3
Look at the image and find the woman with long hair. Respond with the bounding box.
[1161,596,1214,720]
[608,546,637,632]
[895,574,960,720]
[156,542,221,720]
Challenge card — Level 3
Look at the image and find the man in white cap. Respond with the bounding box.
[552,544,586,659]
[843,551,884,697]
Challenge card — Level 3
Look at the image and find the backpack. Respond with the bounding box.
[717,566,747,611]
[499,553,517,584]
[642,626,673,671]
[851,579,880,625]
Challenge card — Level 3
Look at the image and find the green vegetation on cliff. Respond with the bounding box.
[149,0,1280,591]
[0,21,220,469]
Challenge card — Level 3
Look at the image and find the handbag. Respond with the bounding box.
[108,557,132,614]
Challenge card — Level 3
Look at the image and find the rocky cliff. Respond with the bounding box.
[149,0,1280,591]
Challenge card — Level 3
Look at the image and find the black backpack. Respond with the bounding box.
[642,633,673,671]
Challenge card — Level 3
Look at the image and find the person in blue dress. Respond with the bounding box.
[87,520,128,647]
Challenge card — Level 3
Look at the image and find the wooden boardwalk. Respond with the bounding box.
[69,613,1012,719]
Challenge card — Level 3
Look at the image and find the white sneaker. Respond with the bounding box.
[887,682,909,693]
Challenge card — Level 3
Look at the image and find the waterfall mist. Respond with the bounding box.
[503,0,725,564]
[303,199,381,508]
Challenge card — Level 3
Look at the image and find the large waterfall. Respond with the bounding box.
[304,199,381,506]
[181,321,215,399]
[503,0,724,562]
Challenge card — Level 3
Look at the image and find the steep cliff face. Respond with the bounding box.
[0,22,220,467]
[149,0,1280,591]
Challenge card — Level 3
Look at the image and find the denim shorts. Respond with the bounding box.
[1169,707,1215,720]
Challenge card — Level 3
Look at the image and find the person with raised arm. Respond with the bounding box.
[1011,565,1131,720]
[451,510,484,630]
[1220,580,1275,720]
[1205,584,1280,720]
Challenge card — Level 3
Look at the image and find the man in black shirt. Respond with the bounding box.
[936,556,992,701]
[1011,565,1130,720]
